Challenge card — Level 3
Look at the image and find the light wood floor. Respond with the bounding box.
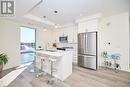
[7,65,130,87]
[0,67,16,79]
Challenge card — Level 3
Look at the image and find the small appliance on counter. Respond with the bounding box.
[36,46,44,50]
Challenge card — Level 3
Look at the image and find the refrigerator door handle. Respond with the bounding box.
[85,34,87,53]
[84,34,86,53]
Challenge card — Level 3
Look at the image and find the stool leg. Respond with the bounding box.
[41,59,43,71]
[47,61,55,85]
[51,61,53,77]
[36,59,45,78]
[36,59,42,77]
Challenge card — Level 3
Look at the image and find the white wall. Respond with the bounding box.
[98,12,130,71]
[52,25,78,63]
[1,12,129,72]
[0,19,53,70]
[52,25,78,43]
[36,28,53,49]
[0,20,20,70]
[77,12,130,71]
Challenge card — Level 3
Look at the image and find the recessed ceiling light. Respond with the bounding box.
[54,11,58,13]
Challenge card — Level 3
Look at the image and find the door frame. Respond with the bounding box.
[20,26,36,63]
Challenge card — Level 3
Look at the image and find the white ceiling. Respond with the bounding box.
[5,0,130,28]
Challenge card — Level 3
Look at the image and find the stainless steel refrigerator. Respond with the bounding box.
[78,32,97,70]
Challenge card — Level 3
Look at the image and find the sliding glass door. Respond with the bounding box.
[20,27,36,64]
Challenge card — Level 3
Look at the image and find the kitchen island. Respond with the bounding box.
[35,50,73,81]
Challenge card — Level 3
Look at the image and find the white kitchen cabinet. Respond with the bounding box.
[71,44,78,64]
[86,20,98,32]
[78,19,98,33]
[57,43,78,64]
[78,22,87,33]
[36,50,73,81]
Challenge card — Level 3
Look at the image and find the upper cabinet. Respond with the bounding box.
[78,19,98,33]
[52,25,78,43]
[78,22,87,33]
[86,20,98,32]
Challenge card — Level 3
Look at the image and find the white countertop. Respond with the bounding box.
[35,50,73,81]
[36,50,72,58]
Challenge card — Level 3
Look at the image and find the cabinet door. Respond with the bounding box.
[78,22,87,33]
[78,19,98,33]
[87,20,98,32]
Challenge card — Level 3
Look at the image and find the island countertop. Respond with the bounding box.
[35,50,73,81]
[36,50,72,58]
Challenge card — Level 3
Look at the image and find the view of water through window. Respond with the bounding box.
[20,27,36,64]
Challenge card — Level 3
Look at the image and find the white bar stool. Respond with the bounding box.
[35,52,47,77]
[47,57,57,85]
